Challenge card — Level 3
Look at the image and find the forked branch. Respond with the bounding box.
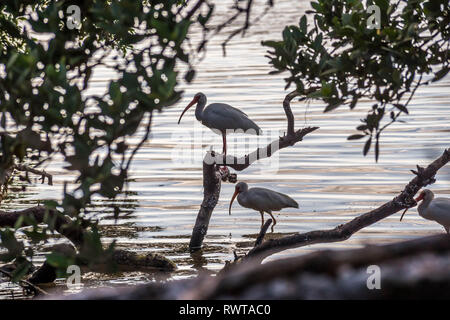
[13,164,53,185]
[217,89,318,171]
[189,91,318,250]
[217,126,318,171]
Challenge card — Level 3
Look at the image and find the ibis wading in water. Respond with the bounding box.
[400,189,450,234]
[229,182,299,232]
[178,92,261,158]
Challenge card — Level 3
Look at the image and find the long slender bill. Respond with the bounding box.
[229,190,239,215]
[399,208,408,221]
[400,192,425,221]
[177,96,199,124]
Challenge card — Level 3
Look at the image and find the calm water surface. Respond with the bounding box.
[1,0,449,296]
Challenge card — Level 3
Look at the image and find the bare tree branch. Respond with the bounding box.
[188,234,450,299]
[218,126,318,171]
[0,206,175,287]
[255,218,272,247]
[51,234,450,299]
[215,89,319,171]
[220,0,274,56]
[0,268,48,296]
[0,206,84,247]
[184,0,206,20]
[13,164,53,185]
[189,91,318,250]
[242,148,450,261]
[284,90,299,134]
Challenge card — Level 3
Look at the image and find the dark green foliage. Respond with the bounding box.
[0,0,214,280]
[263,0,449,160]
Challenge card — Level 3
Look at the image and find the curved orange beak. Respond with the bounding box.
[415,192,425,203]
[229,189,239,215]
[400,192,425,221]
[177,96,199,124]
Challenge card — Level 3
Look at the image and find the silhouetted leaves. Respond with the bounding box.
[263,0,449,160]
[347,134,365,140]
[0,0,215,279]
[363,137,372,156]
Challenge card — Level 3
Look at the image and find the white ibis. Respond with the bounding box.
[229,182,299,232]
[400,189,450,234]
[178,92,261,157]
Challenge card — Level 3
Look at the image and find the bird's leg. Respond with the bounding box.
[259,211,265,229]
[219,132,229,175]
[267,211,277,233]
[222,132,227,155]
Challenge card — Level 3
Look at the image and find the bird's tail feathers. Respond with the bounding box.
[284,196,299,208]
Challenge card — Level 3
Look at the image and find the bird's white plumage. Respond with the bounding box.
[179,93,261,156]
[417,190,450,233]
[202,103,261,134]
[420,198,450,227]
[237,187,298,213]
[230,182,299,232]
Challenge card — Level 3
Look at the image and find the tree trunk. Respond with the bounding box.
[189,152,221,250]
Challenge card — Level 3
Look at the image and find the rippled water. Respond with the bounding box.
[1,0,450,295]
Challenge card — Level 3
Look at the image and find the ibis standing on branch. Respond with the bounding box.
[229,182,299,232]
[400,189,450,234]
[177,93,261,170]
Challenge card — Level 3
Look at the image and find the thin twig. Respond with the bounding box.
[125,111,153,171]
[0,268,48,296]
[184,0,206,20]
[13,164,53,185]
[220,0,273,56]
